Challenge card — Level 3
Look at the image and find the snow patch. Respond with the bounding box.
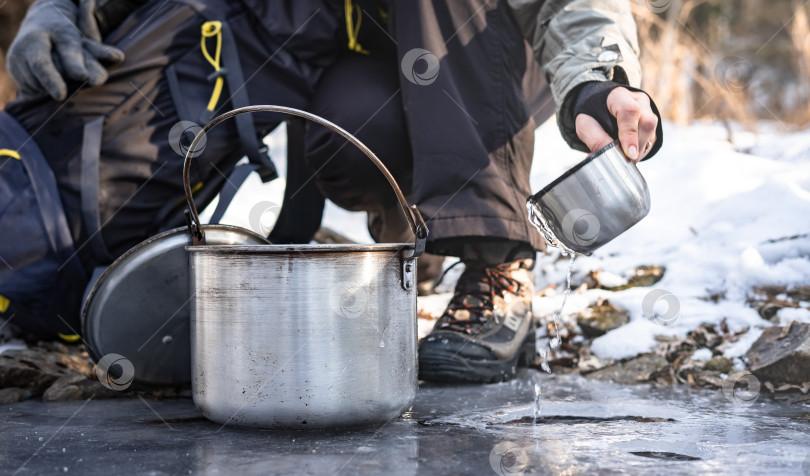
[723,328,764,359]
[776,307,810,326]
[692,348,713,361]
[590,319,662,360]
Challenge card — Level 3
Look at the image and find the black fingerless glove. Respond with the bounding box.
[573,81,664,160]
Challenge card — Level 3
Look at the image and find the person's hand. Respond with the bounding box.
[574,83,661,162]
[7,0,125,101]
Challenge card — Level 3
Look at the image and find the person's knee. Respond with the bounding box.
[306,127,386,210]
[305,107,412,211]
[303,54,413,211]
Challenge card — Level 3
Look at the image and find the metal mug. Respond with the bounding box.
[182,106,428,428]
[527,141,651,255]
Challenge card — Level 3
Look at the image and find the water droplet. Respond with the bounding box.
[441,338,449,344]
[541,254,576,371]
[533,383,542,424]
[162,335,173,344]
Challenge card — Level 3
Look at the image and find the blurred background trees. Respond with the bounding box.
[634,0,809,127]
[0,0,807,128]
[0,0,32,106]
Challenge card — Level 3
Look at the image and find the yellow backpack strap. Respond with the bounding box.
[0,149,21,160]
[344,0,369,55]
[201,21,225,112]
[57,333,82,343]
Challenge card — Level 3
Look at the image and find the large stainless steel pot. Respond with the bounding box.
[182,105,428,429]
[527,141,651,255]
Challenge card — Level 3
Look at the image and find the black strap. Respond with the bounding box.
[203,20,278,183]
[268,118,325,244]
[80,117,113,262]
[208,162,259,224]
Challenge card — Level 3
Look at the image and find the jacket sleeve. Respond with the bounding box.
[507,0,642,151]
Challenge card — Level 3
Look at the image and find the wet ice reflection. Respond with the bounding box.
[1,370,809,475]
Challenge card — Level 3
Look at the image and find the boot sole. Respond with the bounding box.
[418,333,536,384]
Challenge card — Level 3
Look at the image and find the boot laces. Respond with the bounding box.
[439,261,523,333]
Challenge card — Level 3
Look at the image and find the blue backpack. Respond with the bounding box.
[0,111,87,337]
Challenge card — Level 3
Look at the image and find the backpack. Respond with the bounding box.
[1,0,338,336]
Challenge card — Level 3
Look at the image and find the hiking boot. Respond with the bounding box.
[418,258,536,383]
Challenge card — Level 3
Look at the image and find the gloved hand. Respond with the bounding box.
[574,81,664,162]
[7,0,125,101]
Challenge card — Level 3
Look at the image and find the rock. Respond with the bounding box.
[576,298,630,337]
[585,354,668,385]
[1,341,187,401]
[657,323,731,364]
[42,374,121,402]
[42,374,87,401]
[577,347,613,374]
[588,265,665,291]
[757,301,798,322]
[703,357,733,374]
[688,324,725,349]
[689,370,725,388]
[644,363,676,385]
[660,338,697,363]
[667,359,727,388]
[0,347,92,393]
[748,286,810,322]
[0,387,33,404]
[745,322,810,386]
[788,286,810,302]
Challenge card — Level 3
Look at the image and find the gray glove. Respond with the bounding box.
[7,0,125,101]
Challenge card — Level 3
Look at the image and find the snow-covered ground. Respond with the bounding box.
[531,121,810,361]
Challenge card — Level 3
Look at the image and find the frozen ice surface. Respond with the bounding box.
[1,370,808,475]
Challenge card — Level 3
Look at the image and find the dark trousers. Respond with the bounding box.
[307,0,546,261]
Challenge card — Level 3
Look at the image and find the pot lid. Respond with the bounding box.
[81,225,269,386]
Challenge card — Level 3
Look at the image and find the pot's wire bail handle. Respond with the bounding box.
[182,105,429,256]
